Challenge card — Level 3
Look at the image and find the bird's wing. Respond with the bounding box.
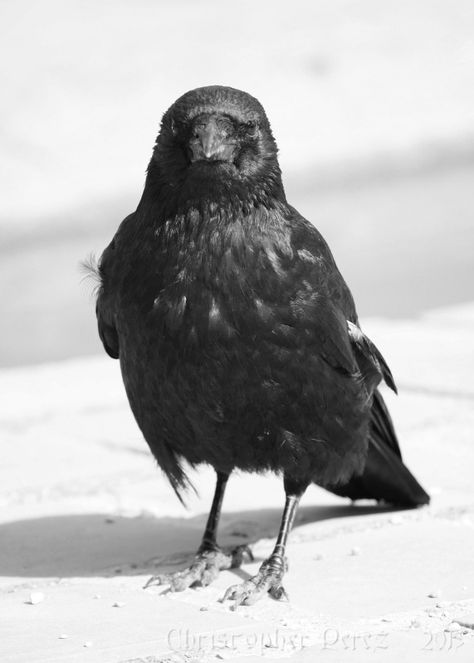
[94,212,139,359]
[346,321,397,393]
[284,206,396,394]
[95,238,121,360]
[97,304,119,359]
[289,212,428,503]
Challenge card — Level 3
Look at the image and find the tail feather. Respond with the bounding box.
[327,390,430,507]
[371,389,401,458]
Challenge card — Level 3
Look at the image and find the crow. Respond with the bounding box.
[93,85,429,607]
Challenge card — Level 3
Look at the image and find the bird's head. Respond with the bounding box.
[147,86,284,205]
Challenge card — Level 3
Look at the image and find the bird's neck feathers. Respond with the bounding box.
[144,199,293,284]
[129,145,294,304]
[136,155,291,265]
[141,151,286,222]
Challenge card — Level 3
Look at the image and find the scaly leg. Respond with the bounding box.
[144,471,252,591]
[221,476,308,608]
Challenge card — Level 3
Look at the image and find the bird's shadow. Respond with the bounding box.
[0,501,409,581]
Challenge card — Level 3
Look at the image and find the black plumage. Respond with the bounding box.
[94,86,429,606]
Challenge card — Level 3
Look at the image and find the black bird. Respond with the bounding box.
[93,85,429,607]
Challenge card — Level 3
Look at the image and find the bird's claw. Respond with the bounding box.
[143,545,253,592]
[143,574,164,589]
[221,556,288,609]
[143,566,205,591]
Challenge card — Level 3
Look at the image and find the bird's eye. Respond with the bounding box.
[245,120,258,136]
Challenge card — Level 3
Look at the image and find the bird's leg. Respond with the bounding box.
[221,476,307,608]
[198,470,229,553]
[144,471,252,591]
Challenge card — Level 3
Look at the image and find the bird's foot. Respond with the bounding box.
[221,554,289,609]
[143,544,253,592]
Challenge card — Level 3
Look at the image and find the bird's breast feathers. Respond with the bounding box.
[124,204,333,345]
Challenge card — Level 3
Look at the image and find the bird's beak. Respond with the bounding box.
[190,118,235,163]
[199,120,221,159]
